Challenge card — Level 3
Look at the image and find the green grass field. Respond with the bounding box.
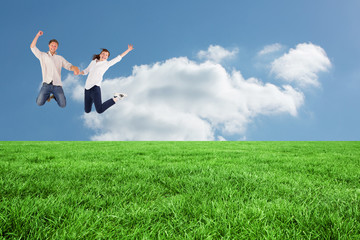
[0,141,359,239]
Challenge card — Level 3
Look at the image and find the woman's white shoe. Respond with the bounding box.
[113,93,127,101]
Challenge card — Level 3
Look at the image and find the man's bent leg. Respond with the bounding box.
[53,86,66,108]
[36,83,51,106]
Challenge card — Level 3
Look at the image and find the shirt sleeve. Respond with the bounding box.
[82,60,95,75]
[61,56,73,71]
[107,55,123,67]
[30,46,42,59]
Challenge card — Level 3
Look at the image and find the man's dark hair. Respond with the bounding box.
[49,39,59,46]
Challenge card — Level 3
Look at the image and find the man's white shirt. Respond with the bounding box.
[31,46,72,86]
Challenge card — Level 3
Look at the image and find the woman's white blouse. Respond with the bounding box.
[83,55,122,90]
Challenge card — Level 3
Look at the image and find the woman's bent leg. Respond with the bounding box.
[84,89,93,113]
[92,86,115,114]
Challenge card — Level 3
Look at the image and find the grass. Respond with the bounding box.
[0,141,359,239]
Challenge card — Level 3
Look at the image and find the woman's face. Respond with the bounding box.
[99,51,109,61]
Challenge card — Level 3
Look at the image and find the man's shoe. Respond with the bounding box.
[47,95,55,102]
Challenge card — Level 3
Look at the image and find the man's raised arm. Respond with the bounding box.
[30,30,43,48]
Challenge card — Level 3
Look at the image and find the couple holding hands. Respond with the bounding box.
[30,30,133,114]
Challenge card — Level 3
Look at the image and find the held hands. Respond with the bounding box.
[72,66,80,75]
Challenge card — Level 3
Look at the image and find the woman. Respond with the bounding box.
[79,45,133,114]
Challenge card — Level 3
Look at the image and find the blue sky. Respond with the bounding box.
[0,0,359,141]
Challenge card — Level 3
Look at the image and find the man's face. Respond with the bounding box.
[48,42,58,54]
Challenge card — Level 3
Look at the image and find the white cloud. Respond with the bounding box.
[197,45,238,63]
[258,43,284,56]
[64,47,307,140]
[270,42,332,88]
[62,74,83,102]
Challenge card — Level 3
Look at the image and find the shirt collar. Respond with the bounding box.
[47,51,57,56]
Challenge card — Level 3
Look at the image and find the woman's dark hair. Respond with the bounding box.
[93,48,110,60]
[49,39,59,46]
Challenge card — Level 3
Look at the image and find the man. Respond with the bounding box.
[30,30,79,108]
